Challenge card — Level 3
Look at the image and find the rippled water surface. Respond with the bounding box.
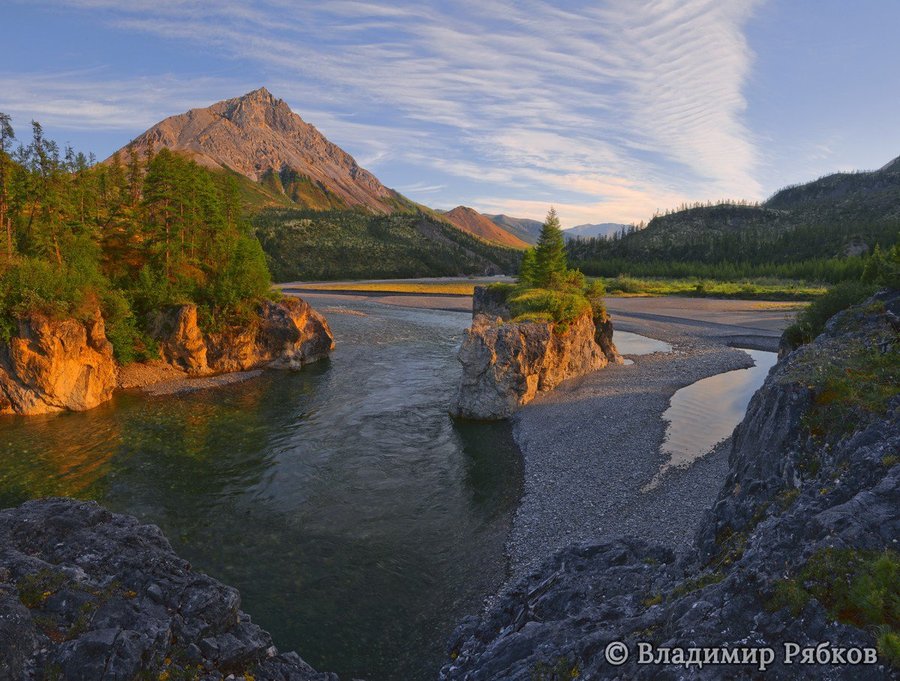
[0,297,523,681]
[647,348,777,488]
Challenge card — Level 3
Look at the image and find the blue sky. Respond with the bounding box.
[2,1,898,227]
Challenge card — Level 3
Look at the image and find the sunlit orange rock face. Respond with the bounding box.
[148,298,335,376]
[0,298,334,416]
[451,287,621,420]
[0,310,118,415]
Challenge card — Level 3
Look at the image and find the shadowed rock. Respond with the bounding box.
[0,498,338,680]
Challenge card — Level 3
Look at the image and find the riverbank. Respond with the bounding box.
[506,316,776,581]
[296,287,797,585]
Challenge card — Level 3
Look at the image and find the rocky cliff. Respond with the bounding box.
[443,291,899,679]
[0,297,334,416]
[149,297,334,376]
[451,287,621,420]
[0,310,118,416]
[0,498,335,681]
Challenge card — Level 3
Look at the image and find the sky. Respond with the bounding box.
[2,1,899,227]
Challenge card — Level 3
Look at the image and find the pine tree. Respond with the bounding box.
[519,248,537,286]
[534,208,568,288]
[0,113,14,257]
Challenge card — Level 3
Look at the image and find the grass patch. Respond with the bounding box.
[282,281,479,295]
[531,657,580,680]
[17,569,68,609]
[800,340,899,441]
[602,275,825,300]
[782,280,877,347]
[768,548,900,665]
[506,287,592,331]
[670,571,725,600]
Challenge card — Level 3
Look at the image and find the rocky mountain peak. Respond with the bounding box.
[109,89,400,212]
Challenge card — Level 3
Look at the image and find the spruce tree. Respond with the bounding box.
[0,113,13,257]
[519,248,537,286]
[534,208,568,288]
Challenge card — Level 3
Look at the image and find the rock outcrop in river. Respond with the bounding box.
[0,310,118,416]
[443,291,899,679]
[451,286,621,420]
[0,297,334,416]
[150,297,335,376]
[0,498,336,680]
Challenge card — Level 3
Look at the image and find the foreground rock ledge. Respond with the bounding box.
[451,286,621,420]
[0,498,337,681]
[443,291,899,679]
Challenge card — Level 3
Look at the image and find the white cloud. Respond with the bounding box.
[5,0,765,223]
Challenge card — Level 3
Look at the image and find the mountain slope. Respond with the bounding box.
[485,214,544,244]
[110,87,404,213]
[563,222,629,241]
[442,206,530,249]
[569,154,900,267]
[254,209,522,280]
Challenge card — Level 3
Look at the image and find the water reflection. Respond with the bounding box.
[644,348,778,490]
[615,330,673,356]
[0,299,522,681]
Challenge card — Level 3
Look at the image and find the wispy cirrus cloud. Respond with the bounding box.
[4,0,765,224]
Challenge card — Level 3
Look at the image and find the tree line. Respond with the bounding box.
[0,114,271,362]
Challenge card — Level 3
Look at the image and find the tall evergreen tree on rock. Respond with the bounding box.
[533,208,568,288]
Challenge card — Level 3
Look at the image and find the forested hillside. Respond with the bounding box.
[254,209,522,281]
[0,116,272,362]
[569,158,900,282]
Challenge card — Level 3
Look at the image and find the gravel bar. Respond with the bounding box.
[506,304,794,581]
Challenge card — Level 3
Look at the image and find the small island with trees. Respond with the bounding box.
[452,209,621,420]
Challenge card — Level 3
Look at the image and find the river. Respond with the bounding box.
[0,297,522,681]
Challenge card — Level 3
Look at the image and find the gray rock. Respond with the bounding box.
[0,498,337,680]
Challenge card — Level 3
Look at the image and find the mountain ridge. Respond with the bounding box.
[109,87,403,213]
[442,206,530,249]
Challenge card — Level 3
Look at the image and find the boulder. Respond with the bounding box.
[206,297,335,372]
[0,310,117,416]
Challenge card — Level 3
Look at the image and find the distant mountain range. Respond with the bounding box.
[484,214,544,244]
[563,223,629,241]
[441,207,530,248]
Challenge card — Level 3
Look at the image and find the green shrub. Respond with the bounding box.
[783,280,877,346]
[507,288,592,328]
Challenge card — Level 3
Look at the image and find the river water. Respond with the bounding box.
[0,297,522,681]
[645,348,778,489]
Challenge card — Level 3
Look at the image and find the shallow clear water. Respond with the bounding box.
[615,330,673,356]
[0,298,522,681]
[646,348,778,489]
